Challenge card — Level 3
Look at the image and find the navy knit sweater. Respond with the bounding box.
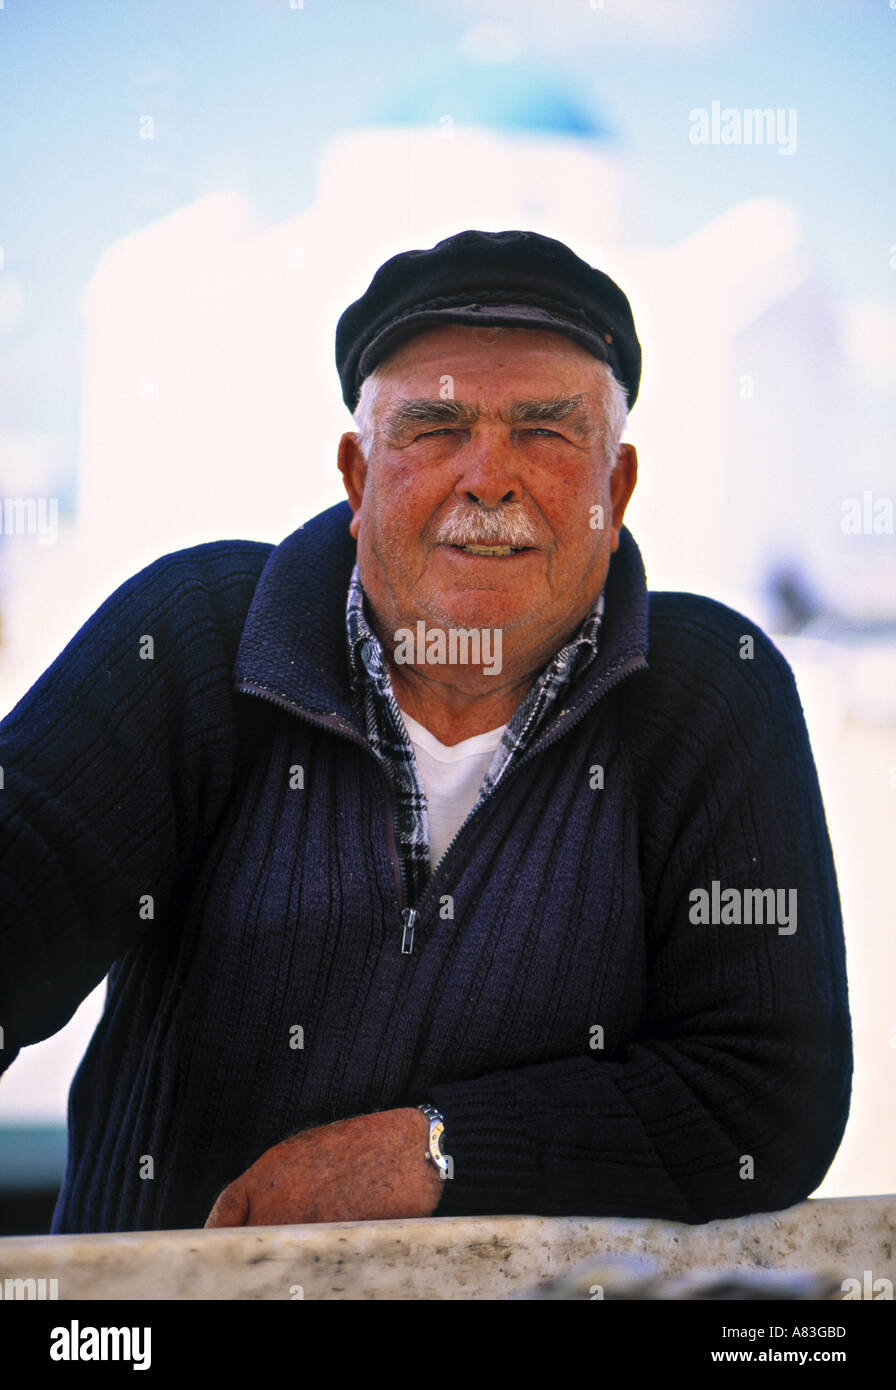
[0,501,852,1232]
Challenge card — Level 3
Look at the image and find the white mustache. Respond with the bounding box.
[434,507,537,547]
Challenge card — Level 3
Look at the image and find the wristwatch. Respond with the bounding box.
[417,1103,450,1180]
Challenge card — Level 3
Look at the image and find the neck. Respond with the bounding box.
[387,660,537,745]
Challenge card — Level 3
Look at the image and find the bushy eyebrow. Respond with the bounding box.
[505,395,591,427]
[381,395,594,440]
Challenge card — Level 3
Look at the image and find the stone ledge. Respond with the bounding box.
[0,1195,892,1300]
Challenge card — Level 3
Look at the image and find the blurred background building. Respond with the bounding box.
[0,0,894,1232]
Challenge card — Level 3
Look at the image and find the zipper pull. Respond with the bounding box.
[400,907,419,955]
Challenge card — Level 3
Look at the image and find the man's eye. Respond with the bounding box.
[416,429,455,439]
[524,428,561,438]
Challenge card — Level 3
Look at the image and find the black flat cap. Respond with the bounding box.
[336,228,641,413]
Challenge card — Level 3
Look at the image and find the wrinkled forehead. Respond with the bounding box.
[365,322,607,409]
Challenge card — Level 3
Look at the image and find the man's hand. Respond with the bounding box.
[204,1107,445,1228]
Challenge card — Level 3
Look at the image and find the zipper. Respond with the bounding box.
[380,779,406,909]
[378,770,417,952]
[237,652,647,955]
[400,907,419,955]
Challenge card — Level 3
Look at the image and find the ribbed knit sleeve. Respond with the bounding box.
[427,598,853,1222]
[0,540,269,1068]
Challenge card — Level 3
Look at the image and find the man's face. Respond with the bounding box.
[337,324,637,669]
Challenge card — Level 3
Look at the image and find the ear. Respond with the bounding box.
[608,443,638,553]
[337,433,367,540]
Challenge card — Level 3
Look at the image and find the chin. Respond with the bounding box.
[423,590,526,627]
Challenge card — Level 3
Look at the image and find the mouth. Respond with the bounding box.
[446,544,534,557]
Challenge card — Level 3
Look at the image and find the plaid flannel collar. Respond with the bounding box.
[345,563,604,904]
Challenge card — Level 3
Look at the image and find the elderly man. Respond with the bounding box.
[0,230,851,1233]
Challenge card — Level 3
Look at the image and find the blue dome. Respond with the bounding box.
[373,61,611,139]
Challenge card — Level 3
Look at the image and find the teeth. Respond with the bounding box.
[460,545,520,555]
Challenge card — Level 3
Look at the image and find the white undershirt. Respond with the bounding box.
[399,708,507,868]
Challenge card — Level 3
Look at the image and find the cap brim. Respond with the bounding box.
[357,302,615,383]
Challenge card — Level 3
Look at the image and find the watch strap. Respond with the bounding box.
[417,1103,450,1180]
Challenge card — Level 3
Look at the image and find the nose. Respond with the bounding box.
[453,426,523,509]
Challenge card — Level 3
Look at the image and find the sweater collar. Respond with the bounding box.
[234,499,649,737]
